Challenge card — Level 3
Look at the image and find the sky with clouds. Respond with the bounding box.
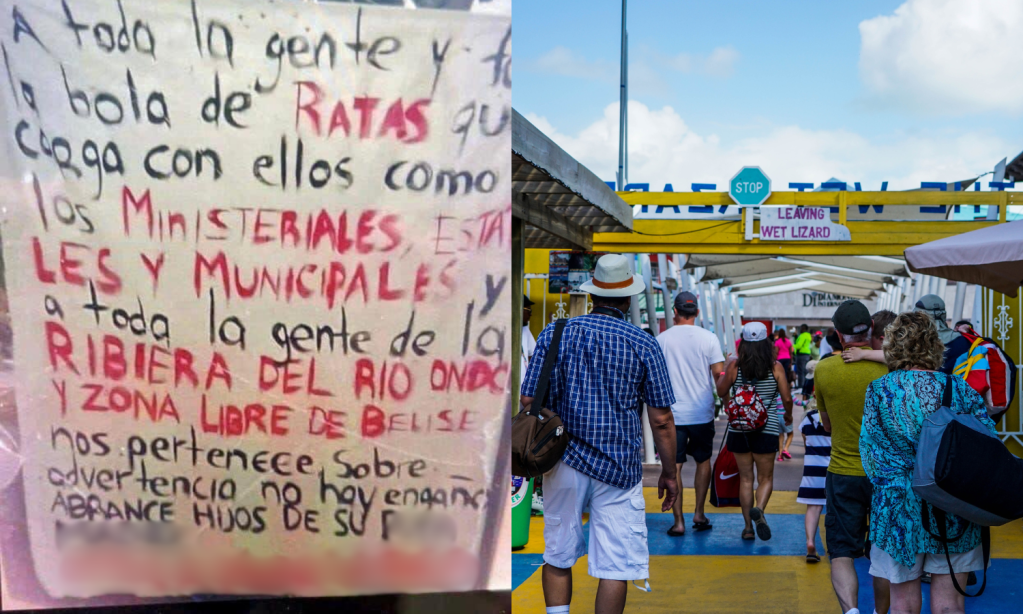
[515,0,1023,191]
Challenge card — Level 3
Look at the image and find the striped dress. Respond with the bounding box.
[727,367,781,437]
[797,409,830,505]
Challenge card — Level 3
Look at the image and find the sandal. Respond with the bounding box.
[741,528,755,540]
[692,520,713,532]
[782,450,792,460]
[666,527,685,537]
[750,507,772,541]
[777,454,784,462]
[806,553,820,563]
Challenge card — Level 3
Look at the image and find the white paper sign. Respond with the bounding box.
[0,0,510,600]
[759,206,851,241]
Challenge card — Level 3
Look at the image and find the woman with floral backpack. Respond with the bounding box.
[716,322,794,541]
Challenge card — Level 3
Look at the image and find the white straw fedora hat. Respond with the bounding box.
[578,254,646,298]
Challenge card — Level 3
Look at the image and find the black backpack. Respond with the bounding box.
[913,374,1023,596]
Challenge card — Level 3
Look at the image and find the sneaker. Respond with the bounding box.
[531,492,544,515]
[782,450,792,460]
[777,454,784,462]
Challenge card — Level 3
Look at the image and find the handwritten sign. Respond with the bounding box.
[759,206,851,241]
[0,0,509,600]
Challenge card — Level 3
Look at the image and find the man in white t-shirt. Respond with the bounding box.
[521,295,536,387]
[656,291,726,535]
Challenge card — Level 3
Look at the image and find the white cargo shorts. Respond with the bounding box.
[542,461,648,581]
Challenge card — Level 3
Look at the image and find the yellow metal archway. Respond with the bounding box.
[595,190,1015,255]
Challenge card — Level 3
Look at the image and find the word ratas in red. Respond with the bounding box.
[295,82,429,144]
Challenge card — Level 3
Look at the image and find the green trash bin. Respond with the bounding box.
[511,476,534,550]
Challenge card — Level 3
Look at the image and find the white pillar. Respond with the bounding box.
[730,292,743,342]
[716,286,736,352]
[628,255,642,327]
[972,284,984,335]
[641,406,656,464]
[698,281,712,332]
[910,274,922,306]
[636,260,656,464]
[641,254,659,334]
[951,281,967,324]
[657,254,674,331]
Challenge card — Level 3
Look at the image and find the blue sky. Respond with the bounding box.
[515,0,1023,192]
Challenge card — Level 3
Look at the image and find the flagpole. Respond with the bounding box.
[617,0,627,191]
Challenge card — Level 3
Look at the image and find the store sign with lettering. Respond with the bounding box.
[759,206,851,241]
[803,293,855,308]
[0,0,510,602]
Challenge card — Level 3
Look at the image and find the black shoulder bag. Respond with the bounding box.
[511,319,569,478]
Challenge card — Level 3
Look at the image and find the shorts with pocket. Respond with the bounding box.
[824,472,872,559]
[542,460,648,581]
[675,421,715,464]
[726,430,779,455]
[777,411,793,434]
[868,544,985,584]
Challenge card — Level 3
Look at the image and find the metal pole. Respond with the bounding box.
[952,281,967,324]
[697,280,710,330]
[616,0,627,191]
[657,254,674,331]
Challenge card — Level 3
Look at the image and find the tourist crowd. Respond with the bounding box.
[520,253,997,614]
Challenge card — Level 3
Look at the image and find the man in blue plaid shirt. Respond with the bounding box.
[521,254,678,614]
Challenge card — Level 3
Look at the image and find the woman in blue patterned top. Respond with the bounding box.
[860,311,995,614]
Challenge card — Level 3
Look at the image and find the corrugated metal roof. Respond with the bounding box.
[513,110,632,249]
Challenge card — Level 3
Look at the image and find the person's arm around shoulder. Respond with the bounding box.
[640,341,679,512]
[772,361,793,425]
[815,362,830,432]
[842,347,886,365]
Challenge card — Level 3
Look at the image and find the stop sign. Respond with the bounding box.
[729,167,772,206]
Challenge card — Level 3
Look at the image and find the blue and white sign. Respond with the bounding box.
[729,167,772,206]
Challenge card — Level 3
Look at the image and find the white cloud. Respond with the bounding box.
[525,47,616,82]
[523,45,739,95]
[663,46,740,78]
[525,102,1008,190]
[859,0,1023,115]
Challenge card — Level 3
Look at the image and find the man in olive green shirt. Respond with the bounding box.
[815,300,889,614]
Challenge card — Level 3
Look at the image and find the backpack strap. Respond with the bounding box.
[941,372,954,409]
[527,319,568,417]
[954,337,987,379]
[921,504,985,597]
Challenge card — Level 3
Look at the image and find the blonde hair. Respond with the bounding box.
[883,311,945,372]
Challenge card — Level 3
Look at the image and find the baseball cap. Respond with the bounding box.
[673,291,698,312]
[742,321,768,342]
[832,299,872,335]
[523,295,535,308]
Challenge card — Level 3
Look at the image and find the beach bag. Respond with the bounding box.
[512,319,569,478]
[710,438,740,508]
[952,325,1017,421]
[913,374,1023,596]
[725,375,768,432]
